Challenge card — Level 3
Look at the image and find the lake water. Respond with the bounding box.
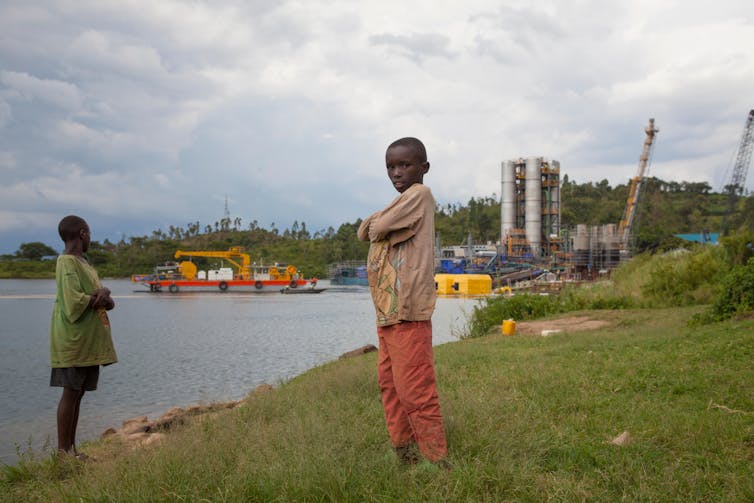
[0,279,480,465]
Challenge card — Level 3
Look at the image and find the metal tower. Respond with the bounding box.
[727,109,754,204]
[618,118,659,253]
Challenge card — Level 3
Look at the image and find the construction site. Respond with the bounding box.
[436,118,659,285]
[500,118,658,280]
[438,109,753,289]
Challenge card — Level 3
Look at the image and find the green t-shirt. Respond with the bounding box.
[50,255,118,368]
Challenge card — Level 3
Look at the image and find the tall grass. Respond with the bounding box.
[467,237,754,339]
[4,307,754,501]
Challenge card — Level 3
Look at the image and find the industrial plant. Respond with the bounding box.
[495,118,660,279]
[435,109,753,293]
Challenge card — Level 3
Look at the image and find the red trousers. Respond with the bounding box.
[377,320,447,461]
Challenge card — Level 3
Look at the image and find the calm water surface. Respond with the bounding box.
[0,279,479,464]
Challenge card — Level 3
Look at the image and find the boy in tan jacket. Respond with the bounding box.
[358,137,449,468]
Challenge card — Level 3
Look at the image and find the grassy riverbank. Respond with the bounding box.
[3,306,754,501]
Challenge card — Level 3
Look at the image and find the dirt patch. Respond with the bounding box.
[514,315,612,336]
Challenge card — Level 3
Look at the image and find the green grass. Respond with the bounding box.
[4,307,754,501]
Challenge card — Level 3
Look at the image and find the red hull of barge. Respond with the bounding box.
[139,279,311,293]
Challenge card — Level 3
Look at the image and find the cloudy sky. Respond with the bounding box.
[1,1,753,254]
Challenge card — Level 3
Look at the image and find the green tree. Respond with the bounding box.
[16,242,57,260]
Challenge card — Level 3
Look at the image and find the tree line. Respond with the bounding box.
[2,176,753,279]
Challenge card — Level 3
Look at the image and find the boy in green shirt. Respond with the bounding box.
[50,215,117,458]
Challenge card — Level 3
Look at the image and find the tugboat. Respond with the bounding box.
[131,247,321,293]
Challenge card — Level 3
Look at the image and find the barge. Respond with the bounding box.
[131,247,319,293]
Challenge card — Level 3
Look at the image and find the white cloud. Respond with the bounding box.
[67,30,165,76]
[0,0,753,252]
[0,70,82,110]
[0,210,59,233]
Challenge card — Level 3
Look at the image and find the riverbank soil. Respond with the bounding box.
[514,315,612,335]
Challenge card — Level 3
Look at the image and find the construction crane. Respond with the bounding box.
[724,109,754,225]
[174,246,252,280]
[173,247,301,283]
[618,118,659,254]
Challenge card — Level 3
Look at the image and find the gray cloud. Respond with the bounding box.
[369,32,455,64]
[0,0,753,253]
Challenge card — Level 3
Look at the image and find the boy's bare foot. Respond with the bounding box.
[75,452,95,462]
[415,458,453,472]
[433,458,453,471]
[395,443,420,464]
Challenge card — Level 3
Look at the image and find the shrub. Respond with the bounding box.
[719,231,754,267]
[641,246,726,306]
[692,257,754,324]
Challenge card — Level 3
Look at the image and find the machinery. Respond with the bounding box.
[131,246,313,293]
[175,246,252,280]
[724,109,754,223]
[618,118,659,254]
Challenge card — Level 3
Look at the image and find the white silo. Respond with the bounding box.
[525,157,542,256]
[501,160,516,243]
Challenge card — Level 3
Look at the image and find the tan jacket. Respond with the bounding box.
[357,183,436,326]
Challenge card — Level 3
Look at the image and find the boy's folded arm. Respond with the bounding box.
[366,189,425,242]
[369,211,421,243]
[357,214,377,242]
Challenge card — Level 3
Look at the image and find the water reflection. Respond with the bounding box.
[0,279,477,464]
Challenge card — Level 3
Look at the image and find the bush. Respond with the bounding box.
[0,259,56,279]
[641,246,726,306]
[692,257,754,324]
[719,231,754,267]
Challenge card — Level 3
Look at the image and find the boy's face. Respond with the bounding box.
[80,224,91,252]
[385,145,429,193]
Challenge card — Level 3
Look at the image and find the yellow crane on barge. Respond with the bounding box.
[131,246,316,293]
[174,246,252,279]
[174,246,300,283]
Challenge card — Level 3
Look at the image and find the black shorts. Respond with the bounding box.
[50,366,100,391]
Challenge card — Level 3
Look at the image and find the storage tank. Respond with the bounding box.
[573,224,589,267]
[501,160,516,242]
[574,224,589,250]
[603,224,621,266]
[525,157,542,256]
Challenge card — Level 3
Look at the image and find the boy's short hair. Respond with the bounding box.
[388,137,427,163]
[58,215,87,242]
